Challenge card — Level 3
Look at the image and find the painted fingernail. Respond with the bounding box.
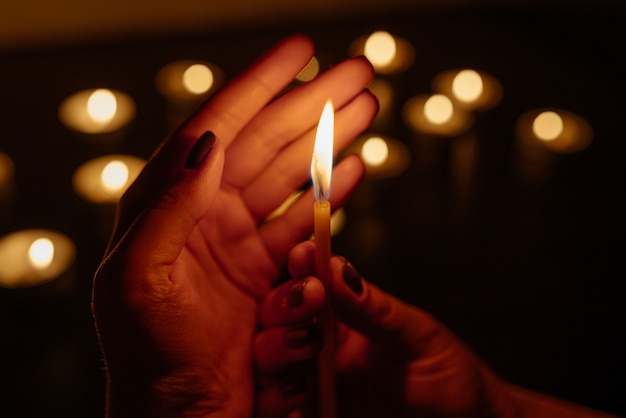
[287,280,306,307]
[341,257,363,295]
[184,131,215,169]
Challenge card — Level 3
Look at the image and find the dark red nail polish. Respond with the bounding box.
[341,257,363,295]
[287,280,306,307]
[184,131,215,169]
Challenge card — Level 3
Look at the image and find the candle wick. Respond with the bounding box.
[312,154,327,201]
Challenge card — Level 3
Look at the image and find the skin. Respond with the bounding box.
[254,241,621,418]
[91,34,377,418]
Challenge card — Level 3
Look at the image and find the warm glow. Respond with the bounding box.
[311,100,334,201]
[28,238,54,270]
[296,56,320,82]
[533,111,563,141]
[424,94,454,125]
[101,160,129,192]
[330,208,346,237]
[183,64,214,94]
[87,89,117,123]
[452,70,483,103]
[364,31,397,67]
[361,137,389,166]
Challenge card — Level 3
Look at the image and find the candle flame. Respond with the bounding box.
[311,100,334,201]
[28,238,54,270]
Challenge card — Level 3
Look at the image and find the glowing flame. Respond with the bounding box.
[28,238,54,270]
[452,70,483,103]
[183,64,214,94]
[533,111,563,141]
[101,160,129,193]
[87,89,117,123]
[311,100,334,201]
[424,94,453,125]
[361,136,389,167]
[364,31,397,68]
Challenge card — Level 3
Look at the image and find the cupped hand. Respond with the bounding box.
[254,241,517,418]
[92,35,377,418]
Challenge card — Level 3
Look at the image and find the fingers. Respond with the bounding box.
[107,34,314,252]
[179,34,315,147]
[223,56,375,189]
[259,154,366,266]
[255,276,324,417]
[103,135,225,290]
[328,253,456,360]
[285,240,457,359]
[241,90,378,222]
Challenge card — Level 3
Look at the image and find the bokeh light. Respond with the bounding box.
[28,238,54,270]
[100,160,130,193]
[86,89,117,123]
[452,70,483,103]
[516,108,593,154]
[432,68,502,111]
[345,134,410,178]
[59,88,136,134]
[532,111,563,141]
[349,31,414,74]
[424,94,454,125]
[182,64,214,95]
[361,136,389,167]
[156,60,224,103]
[0,229,76,288]
[403,93,473,136]
[296,56,320,82]
[73,155,145,204]
[364,31,397,68]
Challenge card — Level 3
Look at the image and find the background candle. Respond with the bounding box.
[72,155,145,204]
[58,88,136,135]
[0,229,76,288]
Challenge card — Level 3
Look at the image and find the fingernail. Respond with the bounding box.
[184,131,215,169]
[285,327,312,349]
[341,257,363,295]
[287,280,306,307]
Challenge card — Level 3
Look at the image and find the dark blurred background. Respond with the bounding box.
[1,1,625,417]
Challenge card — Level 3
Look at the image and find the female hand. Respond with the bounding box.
[255,241,622,418]
[92,35,377,418]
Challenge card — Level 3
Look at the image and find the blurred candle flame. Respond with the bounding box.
[311,100,334,201]
[452,70,483,103]
[28,238,54,270]
[364,31,397,68]
[87,89,117,123]
[101,160,129,193]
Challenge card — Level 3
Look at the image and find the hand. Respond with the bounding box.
[255,241,622,418]
[255,241,516,418]
[92,34,377,418]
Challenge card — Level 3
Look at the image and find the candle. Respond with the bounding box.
[403,93,474,137]
[349,31,415,74]
[311,99,337,418]
[58,88,136,135]
[72,154,145,204]
[432,68,503,111]
[0,229,76,288]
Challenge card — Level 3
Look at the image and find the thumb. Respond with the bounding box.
[329,256,455,359]
[106,131,225,276]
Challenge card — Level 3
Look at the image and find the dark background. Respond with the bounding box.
[1,4,625,417]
